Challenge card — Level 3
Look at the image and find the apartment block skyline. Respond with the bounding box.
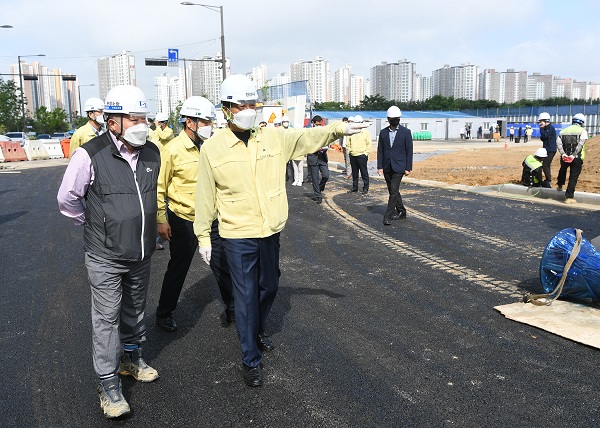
[97,50,136,100]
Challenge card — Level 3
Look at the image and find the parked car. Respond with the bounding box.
[5,132,27,146]
[0,134,12,142]
[36,134,51,139]
[52,132,71,139]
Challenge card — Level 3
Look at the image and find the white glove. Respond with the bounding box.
[344,122,371,136]
[199,246,212,265]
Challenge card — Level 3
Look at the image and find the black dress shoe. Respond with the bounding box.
[225,309,236,324]
[242,364,262,387]
[383,218,392,226]
[258,334,275,352]
[361,190,369,195]
[316,197,322,204]
[347,189,358,193]
[156,315,178,332]
[391,210,407,220]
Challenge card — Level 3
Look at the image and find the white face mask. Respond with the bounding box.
[95,113,105,125]
[231,109,257,130]
[122,123,148,147]
[196,125,213,141]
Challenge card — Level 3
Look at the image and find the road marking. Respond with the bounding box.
[323,191,522,298]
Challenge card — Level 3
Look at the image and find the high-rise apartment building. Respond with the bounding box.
[9,60,77,120]
[332,65,352,105]
[526,73,553,100]
[350,75,365,107]
[432,63,479,100]
[186,53,230,104]
[97,50,136,99]
[370,59,417,102]
[248,63,268,90]
[154,73,185,117]
[290,57,330,103]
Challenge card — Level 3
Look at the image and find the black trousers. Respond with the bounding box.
[350,154,369,191]
[542,151,556,182]
[156,210,233,318]
[557,157,583,199]
[308,162,329,198]
[383,170,406,219]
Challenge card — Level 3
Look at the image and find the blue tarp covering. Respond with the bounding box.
[313,110,479,120]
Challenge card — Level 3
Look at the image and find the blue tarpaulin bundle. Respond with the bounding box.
[539,228,600,302]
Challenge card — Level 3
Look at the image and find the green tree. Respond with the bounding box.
[0,78,23,132]
[73,115,89,129]
[33,106,69,134]
[360,94,393,110]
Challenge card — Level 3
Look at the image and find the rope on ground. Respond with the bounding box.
[524,228,583,306]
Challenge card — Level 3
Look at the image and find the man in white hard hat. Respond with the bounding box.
[538,112,557,184]
[557,113,588,203]
[155,96,234,332]
[377,106,413,225]
[521,147,551,188]
[150,112,174,148]
[193,74,370,387]
[69,97,105,156]
[57,85,160,419]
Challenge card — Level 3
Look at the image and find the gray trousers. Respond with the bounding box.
[343,147,352,175]
[85,252,151,378]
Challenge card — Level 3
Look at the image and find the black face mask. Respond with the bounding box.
[389,118,400,127]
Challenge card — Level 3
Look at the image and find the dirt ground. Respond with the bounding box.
[328,135,600,194]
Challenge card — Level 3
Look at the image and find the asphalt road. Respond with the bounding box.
[1,166,600,427]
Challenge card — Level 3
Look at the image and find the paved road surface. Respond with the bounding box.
[1,165,599,427]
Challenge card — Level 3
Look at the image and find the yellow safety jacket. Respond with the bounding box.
[558,124,587,160]
[156,130,200,223]
[69,122,100,156]
[152,125,174,148]
[194,122,346,247]
[347,129,371,156]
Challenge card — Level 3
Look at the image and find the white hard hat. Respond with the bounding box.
[83,97,104,112]
[353,115,363,123]
[534,148,548,158]
[281,115,290,122]
[180,96,216,120]
[538,112,550,121]
[155,112,169,122]
[348,116,355,122]
[104,85,149,116]
[220,74,258,105]
[386,106,401,118]
[573,113,585,124]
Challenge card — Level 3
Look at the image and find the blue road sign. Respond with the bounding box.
[168,49,179,64]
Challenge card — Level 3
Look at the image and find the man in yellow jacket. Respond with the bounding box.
[155,96,234,332]
[69,97,105,156]
[150,112,174,148]
[346,114,372,194]
[193,75,369,387]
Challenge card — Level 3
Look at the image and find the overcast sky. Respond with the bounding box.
[1,0,598,110]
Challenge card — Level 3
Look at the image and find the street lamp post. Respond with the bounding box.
[181,2,226,81]
[78,83,96,118]
[18,54,45,132]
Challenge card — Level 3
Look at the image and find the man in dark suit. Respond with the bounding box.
[377,106,413,226]
[306,115,329,204]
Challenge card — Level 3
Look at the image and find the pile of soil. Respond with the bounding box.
[328,136,600,194]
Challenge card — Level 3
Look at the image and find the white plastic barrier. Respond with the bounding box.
[24,140,49,161]
[0,145,5,163]
[43,139,65,159]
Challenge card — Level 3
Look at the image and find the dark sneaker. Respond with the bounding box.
[156,315,177,332]
[97,376,130,419]
[119,349,159,382]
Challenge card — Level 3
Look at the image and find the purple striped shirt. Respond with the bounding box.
[57,133,140,225]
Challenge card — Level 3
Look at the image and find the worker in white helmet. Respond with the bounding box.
[557,113,588,203]
[155,96,234,332]
[69,97,105,156]
[193,74,370,388]
[150,112,174,148]
[57,85,160,419]
[377,106,413,225]
[521,147,551,188]
[538,112,557,184]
